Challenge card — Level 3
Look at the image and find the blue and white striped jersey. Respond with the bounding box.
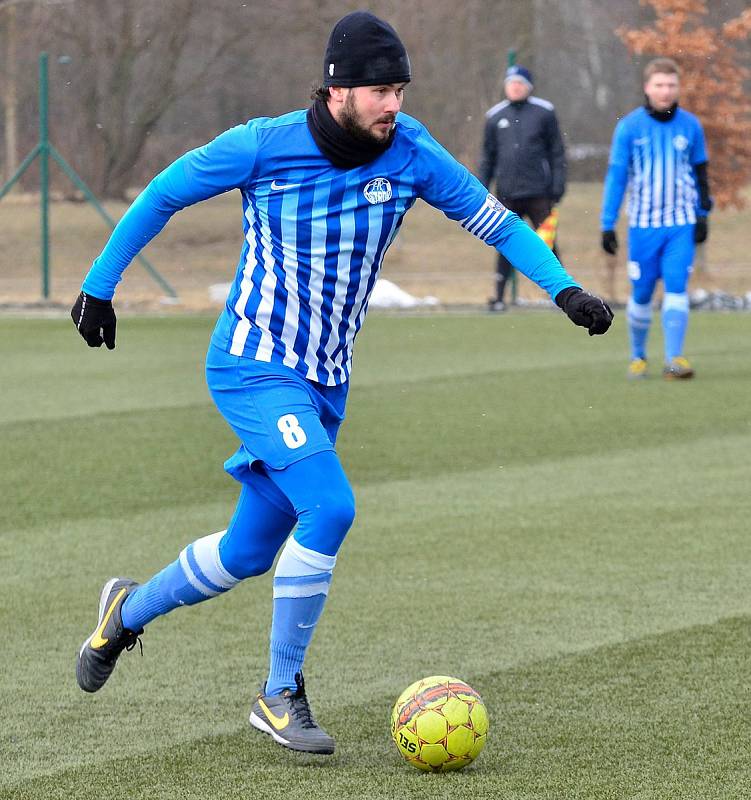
[601,106,707,230]
[83,110,577,385]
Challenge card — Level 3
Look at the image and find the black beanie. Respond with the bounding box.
[323,11,411,88]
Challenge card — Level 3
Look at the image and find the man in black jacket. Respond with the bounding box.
[479,65,567,310]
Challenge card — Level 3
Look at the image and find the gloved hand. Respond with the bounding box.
[694,217,709,244]
[601,230,618,255]
[71,291,117,349]
[555,287,614,336]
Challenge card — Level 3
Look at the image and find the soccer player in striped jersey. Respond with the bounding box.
[72,11,612,754]
[600,57,712,380]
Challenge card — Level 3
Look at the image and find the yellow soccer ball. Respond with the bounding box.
[390,675,489,772]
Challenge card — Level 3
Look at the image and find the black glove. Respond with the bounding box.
[555,287,614,336]
[694,217,708,244]
[71,291,117,349]
[601,230,618,255]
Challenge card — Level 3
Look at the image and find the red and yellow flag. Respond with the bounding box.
[536,208,559,250]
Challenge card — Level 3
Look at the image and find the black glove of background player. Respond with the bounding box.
[694,217,709,244]
[601,230,618,255]
[555,287,614,336]
[71,291,117,349]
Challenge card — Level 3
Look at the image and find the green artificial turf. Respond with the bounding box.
[1,311,750,799]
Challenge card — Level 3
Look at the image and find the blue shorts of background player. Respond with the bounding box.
[626,224,695,378]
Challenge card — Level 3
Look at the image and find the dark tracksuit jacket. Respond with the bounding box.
[479,96,566,202]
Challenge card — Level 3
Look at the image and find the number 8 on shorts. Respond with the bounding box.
[277,414,308,449]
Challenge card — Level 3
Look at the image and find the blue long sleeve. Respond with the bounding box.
[487,212,579,300]
[82,166,189,299]
[82,124,259,299]
[600,162,628,231]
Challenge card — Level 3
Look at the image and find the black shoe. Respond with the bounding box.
[76,577,142,693]
[249,673,335,754]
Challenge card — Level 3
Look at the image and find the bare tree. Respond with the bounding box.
[1,3,18,183]
[1,0,74,184]
[4,0,746,196]
[38,0,249,198]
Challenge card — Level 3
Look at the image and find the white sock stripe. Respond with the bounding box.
[192,530,240,588]
[275,536,337,577]
[627,298,653,321]
[178,548,221,597]
[662,292,689,312]
[273,582,331,599]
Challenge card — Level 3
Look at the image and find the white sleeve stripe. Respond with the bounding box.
[463,207,495,235]
[475,209,507,240]
[462,205,489,231]
[463,207,508,241]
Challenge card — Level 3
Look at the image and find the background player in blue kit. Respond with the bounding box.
[72,11,613,755]
[600,57,712,380]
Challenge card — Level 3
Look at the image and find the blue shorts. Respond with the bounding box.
[205,344,349,481]
[627,224,695,298]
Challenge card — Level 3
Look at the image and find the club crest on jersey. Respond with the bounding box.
[363,177,392,205]
[673,135,689,151]
[484,193,506,213]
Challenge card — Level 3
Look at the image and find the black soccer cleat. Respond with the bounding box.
[249,673,335,754]
[76,577,142,693]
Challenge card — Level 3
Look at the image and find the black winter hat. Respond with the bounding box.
[323,11,411,88]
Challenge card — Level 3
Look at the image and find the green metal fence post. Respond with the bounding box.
[0,51,177,301]
[50,144,178,298]
[39,52,50,299]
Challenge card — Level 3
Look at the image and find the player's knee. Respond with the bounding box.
[298,489,356,554]
[221,549,276,580]
[333,490,357,533]
[663,275,688,294]
[631,286,654,305]
[218,536,278,580]
[317,490,356,536]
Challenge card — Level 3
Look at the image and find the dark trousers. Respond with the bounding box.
[494,196,557,303]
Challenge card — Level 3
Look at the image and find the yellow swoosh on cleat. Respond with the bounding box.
[258,698,290,730]
[90,588,127,649]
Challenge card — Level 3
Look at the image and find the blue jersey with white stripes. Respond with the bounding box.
[83,110,577,385]
[601,106,707,231]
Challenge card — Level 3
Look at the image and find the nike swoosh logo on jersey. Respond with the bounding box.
[297,622,316,629]
[90,587,127,649]
[270,180,301,191]
[258,698,290,730]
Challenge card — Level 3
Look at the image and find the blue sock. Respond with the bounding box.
[265,537,336,696]
[121,531,240,631]
[627,297,652,360]
[662,292,689,362]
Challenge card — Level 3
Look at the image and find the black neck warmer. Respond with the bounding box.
[645,99,678,122]
[307,98,394,169]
